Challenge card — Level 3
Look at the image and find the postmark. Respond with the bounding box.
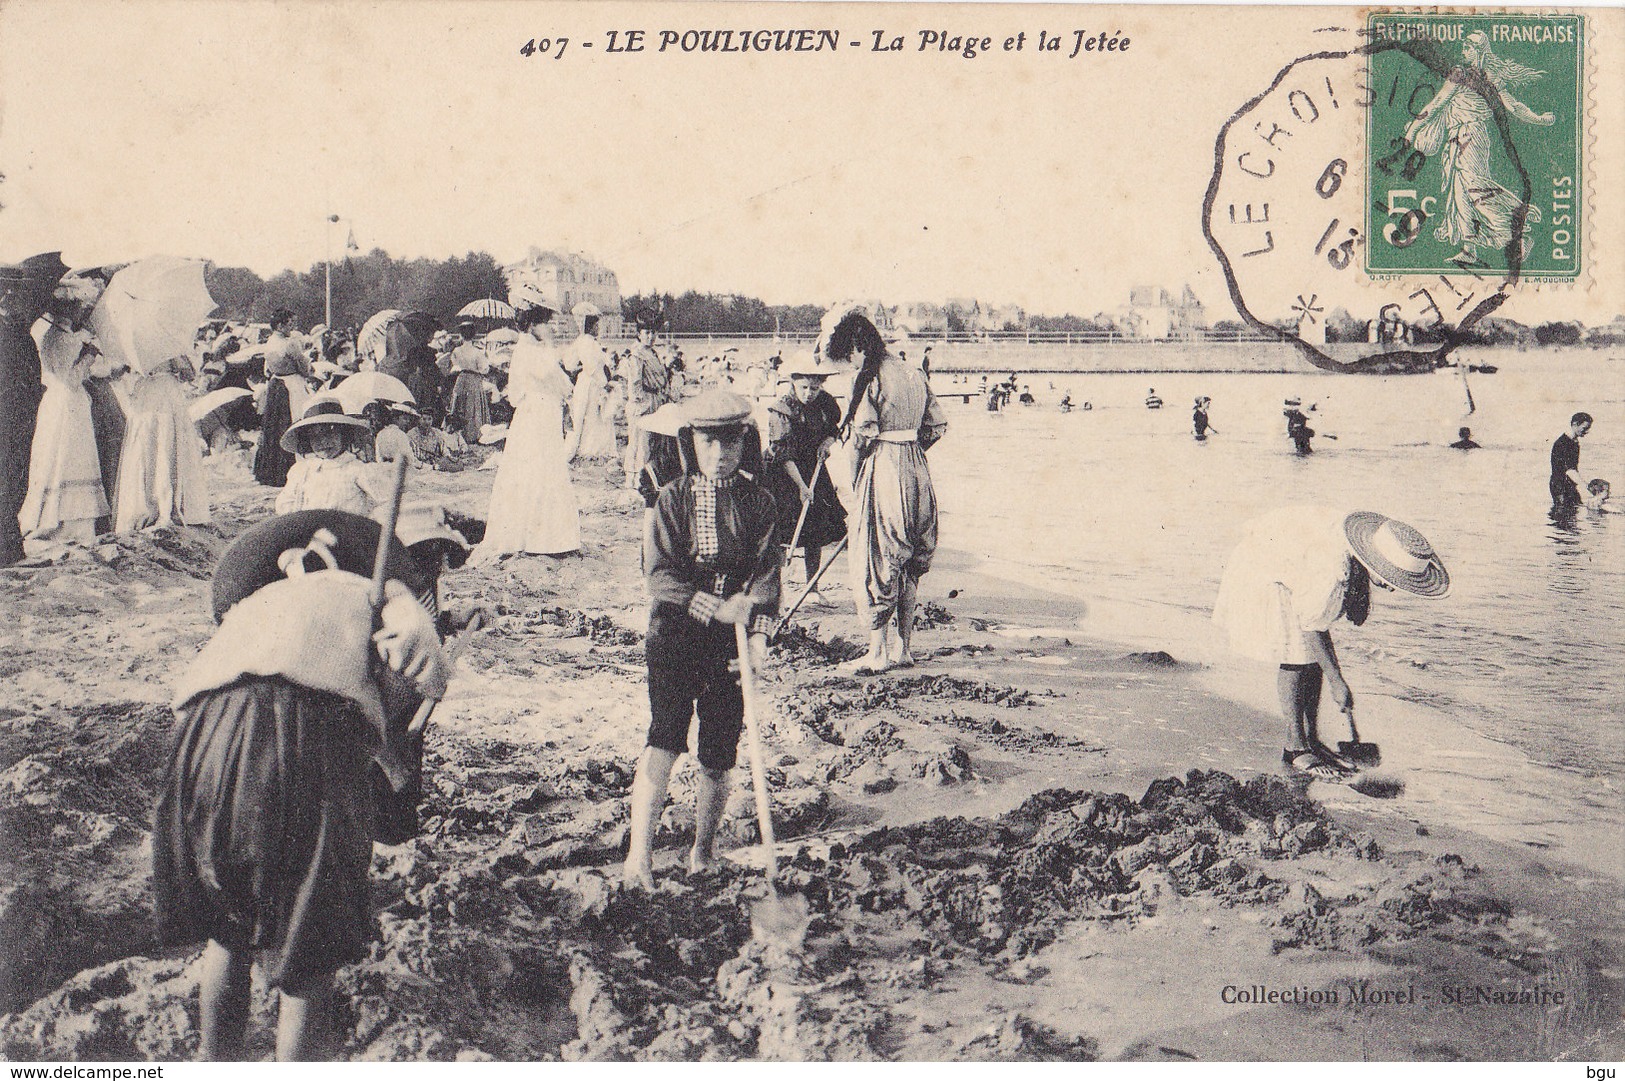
[1202,13,1589,374]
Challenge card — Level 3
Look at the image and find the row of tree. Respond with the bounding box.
[202,249,1624,348]
[619,291,825,335]
[206,251,508,332]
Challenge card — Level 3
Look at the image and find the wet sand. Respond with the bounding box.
[1,448,1621,1061]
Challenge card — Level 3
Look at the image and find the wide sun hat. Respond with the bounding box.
[683,388,753,432]
[382,501,471,568]
[1343,511,1449,598]
[280,398,372,453]
[636,401,688,437]
[510,282,556,314]
[781,351,843,379]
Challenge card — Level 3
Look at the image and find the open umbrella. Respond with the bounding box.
[571,301,600,318]
[188,386,253,424]
[88,256,217,375]
[357,308,401,363]
[458,299,515,321]
[332,370,413,415]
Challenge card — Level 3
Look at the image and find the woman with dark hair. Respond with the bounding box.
[473,296,580,561]
[826,310,947,673]
[253,309,309,487]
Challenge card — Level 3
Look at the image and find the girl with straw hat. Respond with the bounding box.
[274,399,383,516]
[155,511,446,1059]
[1213,507,1449,781]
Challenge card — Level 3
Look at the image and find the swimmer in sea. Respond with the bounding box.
[1449,426,1480,450]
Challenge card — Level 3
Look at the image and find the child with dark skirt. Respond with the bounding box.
[633,402,688,571]
[623,390,780,889]
[153,510,447,1060]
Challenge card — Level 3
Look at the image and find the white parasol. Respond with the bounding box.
[457,298,516,321]
[332,371,414,415]
[356,308,401,364]
[89,256,218,375]
[187,386,252,424]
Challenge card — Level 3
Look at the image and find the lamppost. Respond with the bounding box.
[324,214,346,328]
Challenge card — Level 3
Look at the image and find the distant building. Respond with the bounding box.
[1123,285,1206,340]
[502,248,623,334]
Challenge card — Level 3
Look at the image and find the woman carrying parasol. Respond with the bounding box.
[471,289,581,561]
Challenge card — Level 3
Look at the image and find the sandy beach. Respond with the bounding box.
[1,449,1621,1062]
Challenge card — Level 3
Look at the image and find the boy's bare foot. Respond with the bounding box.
[840,651,892,676]
[621,860,655,890]
[689,847,718,874]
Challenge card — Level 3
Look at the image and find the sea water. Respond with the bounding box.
[920,348,1624,865]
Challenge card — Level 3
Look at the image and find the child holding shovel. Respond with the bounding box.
[153,509,446,1059]
[1212,507,1450,781]
[623,390,780,889]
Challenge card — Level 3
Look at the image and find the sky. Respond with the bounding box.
[1,0,1620,324]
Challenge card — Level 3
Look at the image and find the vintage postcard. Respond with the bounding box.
[0,0,1621,1067]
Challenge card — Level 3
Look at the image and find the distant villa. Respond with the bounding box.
[1121,285,1207,340]
[502,248,623,334]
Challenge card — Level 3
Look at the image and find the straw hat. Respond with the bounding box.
[683,389,753,431]
[280,398,372,453]
[510,283,556,314]
[780,351,842,379]
[384,501,470,568]
[1343,512,1449,598]
[387,400,421,420]
[636,401,688,437]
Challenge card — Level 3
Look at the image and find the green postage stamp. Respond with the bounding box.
[1365,12,1583,282]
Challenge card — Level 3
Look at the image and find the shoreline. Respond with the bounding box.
[933,546,1625,885]
[0,452,1621,1060]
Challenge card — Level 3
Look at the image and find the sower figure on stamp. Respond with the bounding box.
[623,389,779,889]
[153,511,447,1060]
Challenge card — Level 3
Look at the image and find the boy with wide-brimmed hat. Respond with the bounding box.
[765,352,848,606]
[624,389,779,889]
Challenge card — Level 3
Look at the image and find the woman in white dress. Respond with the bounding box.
[473,296,580,561]
[19,319,108,545]
[565,314,619,461]
[114,355,211,532]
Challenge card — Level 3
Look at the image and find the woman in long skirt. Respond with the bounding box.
[472,299,580,561]
[19,322,107,546]
[114,357,211,532]
[252,310,309,487]
[444,331,491,445]
[824,311,947,673]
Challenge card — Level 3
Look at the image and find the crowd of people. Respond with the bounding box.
[3,272,951,1057]
[5,250,1613,1058]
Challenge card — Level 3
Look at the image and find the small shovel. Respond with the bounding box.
[1337,706,1382,768]
[734,623,811,948]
